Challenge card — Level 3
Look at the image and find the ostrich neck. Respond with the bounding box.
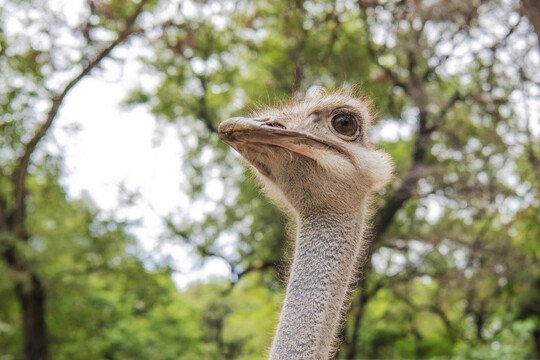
[269,203,369,360]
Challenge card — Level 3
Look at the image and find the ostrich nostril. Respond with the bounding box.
[262,120,287,129]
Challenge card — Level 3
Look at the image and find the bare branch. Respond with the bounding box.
[236,260,275,282]
[357,0,408,91]
[319,5,342,67]
[371,94,461,244]
[394,290,460,341]
[197,76,218,133]
[11,0,150,233]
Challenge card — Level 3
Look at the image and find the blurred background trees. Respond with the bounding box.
[0,0,539,359]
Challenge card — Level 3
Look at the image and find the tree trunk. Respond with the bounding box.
[15,273,48,360]
[521,0,540,41]
[344,276,376,360]
[532,328,540,360]
[0,3,149,359]
[4,244,49,360]
[344,298,366,360]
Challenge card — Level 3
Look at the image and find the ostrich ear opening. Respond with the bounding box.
[367,150,394,192]
[313,149,357,181]
[347,147,394,192]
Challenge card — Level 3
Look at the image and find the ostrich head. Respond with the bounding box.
[218,88,393,214]
[218,88,395,359]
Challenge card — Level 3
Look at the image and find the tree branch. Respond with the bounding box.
[394,290,460,341]
[236,260,275,282]
[372,88,463,245]
[521,0,540,42]
[197,76,218,133]
[0,188,7,232]
[11,0,150,234]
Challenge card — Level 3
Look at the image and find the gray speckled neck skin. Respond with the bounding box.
[269,206,368,360]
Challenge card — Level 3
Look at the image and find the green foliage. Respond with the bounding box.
[2,0,540,359]
[0,161,202,358]
[128,0,540,358]
[182,274,282,359]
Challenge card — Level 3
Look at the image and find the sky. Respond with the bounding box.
[52,60,231,289]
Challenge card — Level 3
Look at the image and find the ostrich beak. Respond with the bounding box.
[218,117,343,162]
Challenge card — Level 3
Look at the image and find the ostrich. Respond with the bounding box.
[218,88,394,360]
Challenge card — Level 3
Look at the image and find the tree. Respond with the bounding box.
[0,0,153,358]
[1,164,206,359]
[338,0,540,357]
[3,0,539,358]
[130,0,540,358]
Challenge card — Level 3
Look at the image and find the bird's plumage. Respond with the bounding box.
[218,88,394,359]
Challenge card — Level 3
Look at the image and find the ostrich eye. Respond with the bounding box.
[331,114,358,137]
